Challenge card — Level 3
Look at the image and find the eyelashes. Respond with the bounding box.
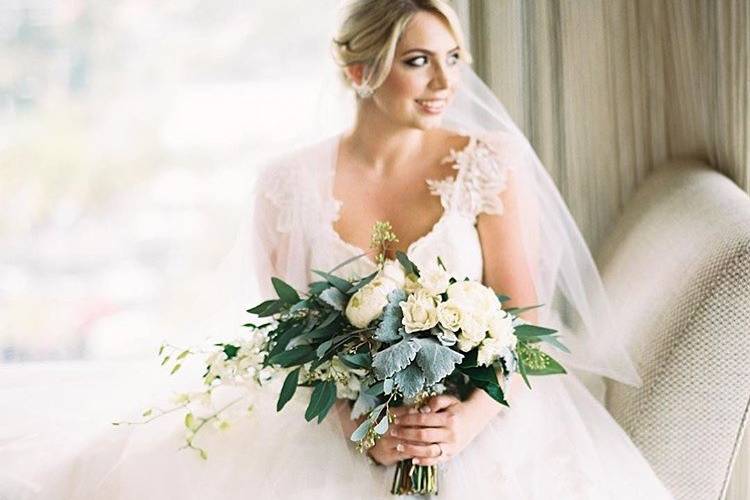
[403,52,461,68]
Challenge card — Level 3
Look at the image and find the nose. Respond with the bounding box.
[429,61,451,91]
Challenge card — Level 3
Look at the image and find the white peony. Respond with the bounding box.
[400,289,439,333]
[446,281,501,313]
[487,309,517,348]
[417,262,452,296]
[345,282,389,328]
[437,299,463,332]
[477,337,505,367]
[459,311,488,343]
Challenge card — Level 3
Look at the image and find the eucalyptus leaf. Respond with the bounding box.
[539,334,570,354]
[340,352,371,369]
[277,367,300,412]
[272,277,301,305]
[374,415,390,435]
[395,250,420,278]
[304,381,337,423]
[320,287,348,311]
[372,336,420,379]
[348,270,379,294]
[496,294,511,303]
[312,270,352,293]
[364,381,385,397]
[517,356,533,389]
[246,299,276,314]
[414,337,464,385]
[383,378,394,395]
[478,382,509,407]
[316,339,334,358]
[523,355,567,376]
[267,345,316,367]
[268,323,305,357]
[514,324,558,338]
[350,417,372,442]
[504,304,544,316]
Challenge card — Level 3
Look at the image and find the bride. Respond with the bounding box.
[2,0,675,498]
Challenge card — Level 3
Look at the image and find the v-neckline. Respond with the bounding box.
[326,131,474,267]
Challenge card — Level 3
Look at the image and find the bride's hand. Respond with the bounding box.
[335,399,453,467]
[388,392,501,466]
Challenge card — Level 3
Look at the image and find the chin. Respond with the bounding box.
[410,115,445,131]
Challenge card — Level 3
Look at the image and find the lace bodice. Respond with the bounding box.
[255,131,517,290]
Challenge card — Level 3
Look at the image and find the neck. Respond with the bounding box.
[344,99,428,177]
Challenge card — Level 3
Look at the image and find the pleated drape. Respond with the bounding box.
[455,0,749,497]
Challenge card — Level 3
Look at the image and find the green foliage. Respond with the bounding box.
[414,337,464,385]
[319,287,347,311]
[277,367,301,412]
[223,344,240,359]
[267,345,316,367]
[347,270,378,294]
[304,380,337,423]
[514,324,558,338]
[372,336,420,379]
[272,277,301,305]
[339,352,371,369]
[395,250,420,278]
[311,269,352,293]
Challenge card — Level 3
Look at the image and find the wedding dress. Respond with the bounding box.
[0,129,674,499]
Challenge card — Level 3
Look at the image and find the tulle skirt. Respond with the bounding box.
[0,360,674,499]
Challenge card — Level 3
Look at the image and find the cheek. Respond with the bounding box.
[382,67,428,100]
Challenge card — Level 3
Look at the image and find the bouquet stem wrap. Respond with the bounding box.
[391,460,438,496]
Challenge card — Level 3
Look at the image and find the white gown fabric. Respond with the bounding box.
[1,132,674,500]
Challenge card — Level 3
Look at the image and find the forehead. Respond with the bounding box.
[397,10,458,53]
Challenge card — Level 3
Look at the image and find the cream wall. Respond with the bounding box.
[455,0,749,498]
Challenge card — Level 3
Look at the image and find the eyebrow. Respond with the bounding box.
[400,46,460,56]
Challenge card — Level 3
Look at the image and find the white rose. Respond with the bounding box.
[345,282,389,328]
[437,299,463,332]
[417,262,452,296]
[487,310,517,348]
[400,289,439,333]
[477,337,505,367]
[380,260,406,289]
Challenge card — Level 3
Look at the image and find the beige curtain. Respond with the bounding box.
[456,0,749,498]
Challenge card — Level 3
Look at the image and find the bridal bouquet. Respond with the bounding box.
[143,222,569,496]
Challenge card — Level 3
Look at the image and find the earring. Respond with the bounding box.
[354,83,373,99]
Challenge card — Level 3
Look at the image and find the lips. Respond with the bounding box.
[415,98,447,114]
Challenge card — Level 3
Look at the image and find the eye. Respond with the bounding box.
[404,55,429,68]
[447,52,461,66]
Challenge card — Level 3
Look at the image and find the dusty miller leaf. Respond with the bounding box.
[415,337,464,385]
[372,336,420,379]
[374,289,407,342]
[394,362,426,399]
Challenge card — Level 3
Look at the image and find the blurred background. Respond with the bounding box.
[0,0,340,362]
[0,1,747,497]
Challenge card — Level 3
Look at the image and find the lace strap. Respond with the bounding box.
[426,134,514,220]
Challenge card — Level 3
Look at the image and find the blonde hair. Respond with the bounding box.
[332,0,472,92]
